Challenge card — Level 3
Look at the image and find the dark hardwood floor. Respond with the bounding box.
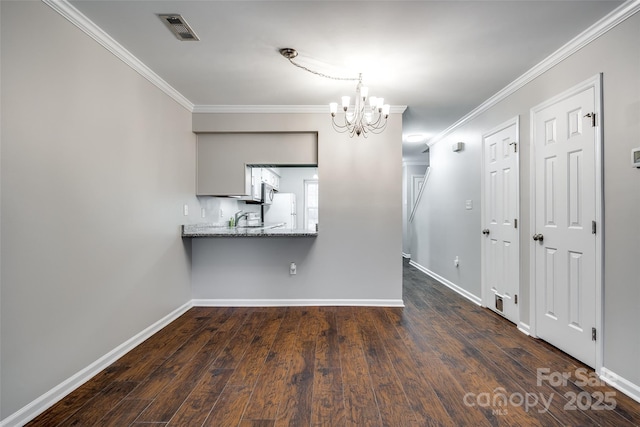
[28,260,640,426]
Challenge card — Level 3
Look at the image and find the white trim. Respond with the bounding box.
[409,260,482,306]
[193,105,407,114]
[42,0,194,112]
[600,368,640,404]
[42,0,639,125]
[194,105,330,114]
[480,116,520,324]
[192,299,405,307]
[0,301,193,427]
[402,252,411,259]
[518,322,531,336]
[427,0,640,147]
[41,1,411,118]
[593,75,605,376]
[402,161,428,168]
[529,104,538,340]
[529,74,604,371]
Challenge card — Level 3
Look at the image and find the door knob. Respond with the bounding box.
[532,233,544,242]
[482,229,490,235]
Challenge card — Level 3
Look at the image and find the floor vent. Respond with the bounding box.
[158,14,200,41]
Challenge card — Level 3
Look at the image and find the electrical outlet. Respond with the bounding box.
[219,208,224,218]
[454,256,460,267]
[290,262,297,275]
[201,208,206,218]
[183,204,189,216]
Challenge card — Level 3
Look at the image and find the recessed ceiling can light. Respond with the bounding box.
[406,134,425,143]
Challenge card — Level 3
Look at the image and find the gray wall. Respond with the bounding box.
[196,133,318,195]
[410,12,640,387]
[410,139,482,296]
[1,1,196,418]
[191,114,403,303]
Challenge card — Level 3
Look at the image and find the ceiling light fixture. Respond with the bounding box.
[406,134,425,143]
[280,48,390,138]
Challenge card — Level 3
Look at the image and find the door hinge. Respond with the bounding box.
[592,220,597,234]
[514,294,518,305]
[514,219,518,229]
[584,112,597,127]
[592,327,597,341]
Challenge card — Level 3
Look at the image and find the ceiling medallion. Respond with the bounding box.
[280,48,390,138]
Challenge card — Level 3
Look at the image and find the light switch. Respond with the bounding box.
[465,200,473,210]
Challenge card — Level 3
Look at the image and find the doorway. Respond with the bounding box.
[481,117,520,324]
[529,75,603,369]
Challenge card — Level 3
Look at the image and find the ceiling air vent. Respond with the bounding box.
[158,14,200,41]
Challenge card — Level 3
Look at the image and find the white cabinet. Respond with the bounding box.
[256,168,280,191]
[262,168,280,190]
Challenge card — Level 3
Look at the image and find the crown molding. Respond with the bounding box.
[193,105,407,114]
[193,105,329,114]
[43,0,407,118]
[43,0,194,112]
[427,0,640,147]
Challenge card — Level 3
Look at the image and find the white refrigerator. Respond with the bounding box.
[265,193,296,228]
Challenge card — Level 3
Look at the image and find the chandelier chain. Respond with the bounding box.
[279,47,389,138]
[285,58,360,82]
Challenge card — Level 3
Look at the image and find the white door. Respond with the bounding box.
[411,175,425,213]
[531,76,602,368]
[482,118,520,324]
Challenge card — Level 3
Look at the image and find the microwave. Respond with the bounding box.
[242,182,274,205]
[261,183,275,205]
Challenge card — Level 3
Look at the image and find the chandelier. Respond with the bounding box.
[280,48,390,138]
[329,74,390,137]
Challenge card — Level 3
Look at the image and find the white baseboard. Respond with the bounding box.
[517,322,531,336]
[1,296,408,426]
[402,252,411,259]
[0,301,193,427]
[600,367,640,404]
[408,260,482,306]
[192,299,405,307]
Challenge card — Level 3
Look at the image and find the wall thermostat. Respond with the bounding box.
[633,147,640,168]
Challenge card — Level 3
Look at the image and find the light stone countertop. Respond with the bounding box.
[182,223,318,238]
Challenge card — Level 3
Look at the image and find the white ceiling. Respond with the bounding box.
[68,0,623,160]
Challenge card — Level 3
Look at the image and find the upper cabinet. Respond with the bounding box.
[259,168,281,191]
[196,133,317,196]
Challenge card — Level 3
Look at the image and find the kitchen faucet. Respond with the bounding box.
[234,210,248,227]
